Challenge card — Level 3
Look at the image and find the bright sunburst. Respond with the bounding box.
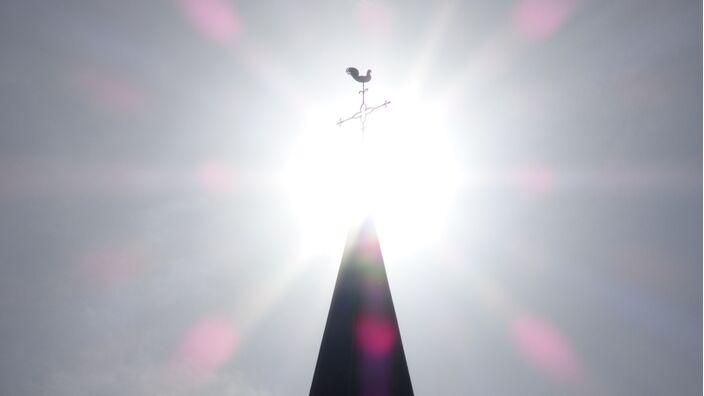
[284,85,462,260]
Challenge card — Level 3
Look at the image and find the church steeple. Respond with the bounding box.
[310,217,414,395]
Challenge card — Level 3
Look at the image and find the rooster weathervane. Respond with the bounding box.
[337,67,390,140]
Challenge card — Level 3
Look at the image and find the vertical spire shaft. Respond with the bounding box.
[310,218,414,396]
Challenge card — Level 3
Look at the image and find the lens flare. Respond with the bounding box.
[179,0,241,44]
[356,314,397,358]
[284,94,461,259]
[175,316,239,376]
[513,313,582,383]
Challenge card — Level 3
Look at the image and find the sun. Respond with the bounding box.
[284,88,462,260]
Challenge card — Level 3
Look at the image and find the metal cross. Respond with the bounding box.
[337,68,390,141]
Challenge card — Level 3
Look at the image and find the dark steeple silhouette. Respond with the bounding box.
[310,217,414,395]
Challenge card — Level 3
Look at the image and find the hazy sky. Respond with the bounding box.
[0,0,701,395]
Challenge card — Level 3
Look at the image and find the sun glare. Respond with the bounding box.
[284,90,461,260]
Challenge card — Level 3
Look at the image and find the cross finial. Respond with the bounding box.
[337,67,390,141]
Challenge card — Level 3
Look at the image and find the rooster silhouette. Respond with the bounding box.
[346,67,372,83]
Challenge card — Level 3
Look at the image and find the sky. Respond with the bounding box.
[0,0,701,395]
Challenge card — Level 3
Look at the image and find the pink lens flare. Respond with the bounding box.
[74,69,147,113]
[513,0,576,41]
[78,242,148,288]
[356,314,397,358]
[516,163,555,196]
[357,1,395,39]
[196,161,238,195]
[179,0,240,44]
[357,229,382,261]
[513,313,583,383]
[176,316,239,376]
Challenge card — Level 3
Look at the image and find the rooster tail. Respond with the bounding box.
[346,67,359,77]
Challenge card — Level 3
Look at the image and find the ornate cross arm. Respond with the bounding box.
[363,99,391,117]
[336,113,359,127]
[336,99,391,127]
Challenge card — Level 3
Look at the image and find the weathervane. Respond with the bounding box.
[337,67,390,140]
